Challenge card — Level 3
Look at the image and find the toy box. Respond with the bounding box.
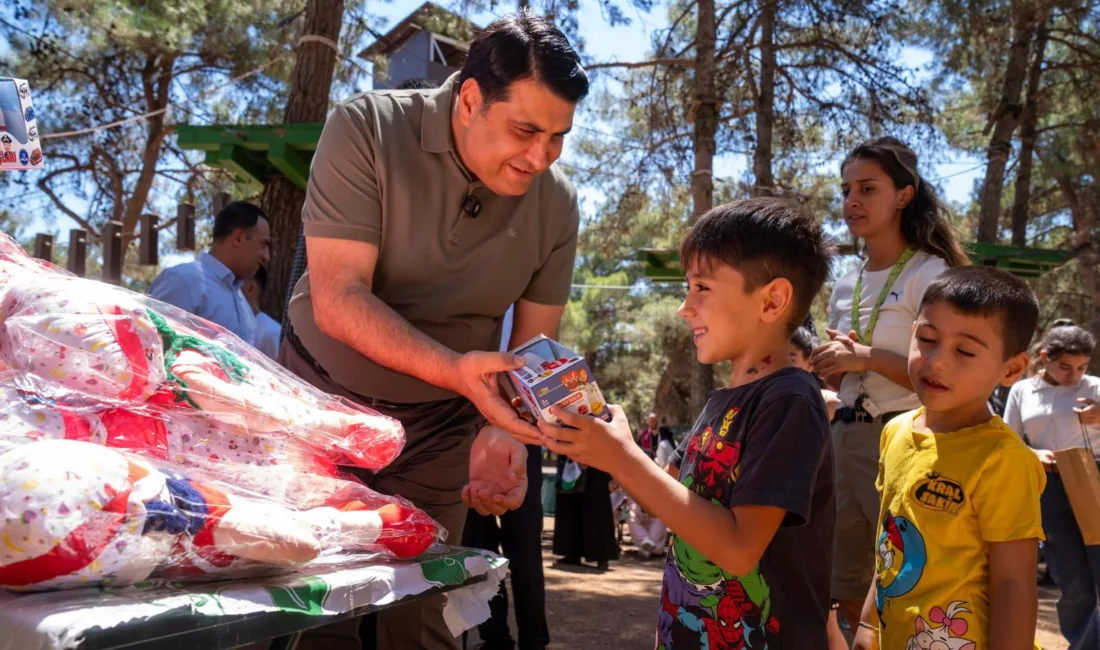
[507,335,611,425]
[0,77,44,170]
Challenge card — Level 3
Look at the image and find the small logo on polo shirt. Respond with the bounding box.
[507,228,517,238]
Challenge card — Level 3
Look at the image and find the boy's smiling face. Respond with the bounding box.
[908,300,1028,417]
[679,259,766,365]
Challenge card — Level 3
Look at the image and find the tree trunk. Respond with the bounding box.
[753,0,777,196]
[976,0,1037,243]
[260,0,345,320]
[1010,15,1049,247]
[1048,165,1100,374]
[121,54,174,247]
[688,0,717,416]
[654,330,697,427]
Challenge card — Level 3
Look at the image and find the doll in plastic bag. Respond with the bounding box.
[0,234,441,590]
[0,235,401,472]
[0,440,435,591]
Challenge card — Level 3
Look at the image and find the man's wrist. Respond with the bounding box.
[443,350,469,396]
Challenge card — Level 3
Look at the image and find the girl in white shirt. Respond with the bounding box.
[1005,321,1100,647]
[809,136,970,628]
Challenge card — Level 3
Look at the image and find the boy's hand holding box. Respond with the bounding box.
[506,335,611,426]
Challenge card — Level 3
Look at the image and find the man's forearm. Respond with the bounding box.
[611,446,761,576]
[315,283,462,393]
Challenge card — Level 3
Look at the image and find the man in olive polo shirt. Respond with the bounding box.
[280,13,587,650]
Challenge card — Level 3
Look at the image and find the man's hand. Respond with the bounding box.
[1076,398,1100,426]
[1035,448,1058,473]
[454,351,543,445]
[463,425,528,516]
[811,329,871,377]
[538,405,636,475]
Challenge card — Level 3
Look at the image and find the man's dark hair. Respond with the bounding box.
[680,198,835,334]
[212,201,267,242]
[459,11,588,105]
[252,264,268,292]
[918,266,1039,358]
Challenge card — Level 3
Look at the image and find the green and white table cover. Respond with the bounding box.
[0,546,508,650]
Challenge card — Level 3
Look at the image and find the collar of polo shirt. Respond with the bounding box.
[420,73,460,154]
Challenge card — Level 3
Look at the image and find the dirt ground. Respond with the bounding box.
[471,516,1071,649]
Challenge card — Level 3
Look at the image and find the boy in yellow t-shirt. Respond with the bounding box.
[853,266,1046,650]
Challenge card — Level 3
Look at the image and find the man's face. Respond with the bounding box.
[454,78,576,196]
[232,217,271,279]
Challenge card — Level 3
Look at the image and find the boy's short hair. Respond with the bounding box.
[918,266,1039,358]
[680,198,834,333]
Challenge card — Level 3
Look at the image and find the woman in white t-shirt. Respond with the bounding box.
[810,136,970,628]
[1005,321,1100,646]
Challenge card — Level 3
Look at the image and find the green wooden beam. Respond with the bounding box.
[175,123,321,189]
[205,144,265,194]
[267,141,310,190]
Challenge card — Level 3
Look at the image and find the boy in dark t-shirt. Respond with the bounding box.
[539,198,837,649]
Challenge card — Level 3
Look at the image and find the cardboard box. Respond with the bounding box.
[507,335,611,425]
[0,78,44,171]
[1054,447,1100,545]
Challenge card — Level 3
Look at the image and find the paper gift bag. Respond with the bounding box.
[1054,447,1100,546]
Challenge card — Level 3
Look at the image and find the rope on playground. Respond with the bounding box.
[41,34,363,141]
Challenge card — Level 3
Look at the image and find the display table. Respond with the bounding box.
[0,547,508,650]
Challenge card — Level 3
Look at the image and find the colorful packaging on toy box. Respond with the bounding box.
[506,335,611,426]
[0,78,44,171]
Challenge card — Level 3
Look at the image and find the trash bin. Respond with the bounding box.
[541,466,556,515]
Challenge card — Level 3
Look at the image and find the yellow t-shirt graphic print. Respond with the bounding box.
[874,410,1046,649]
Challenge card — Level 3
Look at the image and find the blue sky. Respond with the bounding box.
[9,0,986,266]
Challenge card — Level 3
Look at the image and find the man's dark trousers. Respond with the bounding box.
[462,445,549,650]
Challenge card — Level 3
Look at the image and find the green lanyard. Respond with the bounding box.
[851,248,916,345]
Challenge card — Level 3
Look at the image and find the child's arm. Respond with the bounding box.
[851,581,879,650]
[607,439,785,577]
[989,538,1039,650]
[540,403,812,577]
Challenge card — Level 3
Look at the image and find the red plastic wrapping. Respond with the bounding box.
[0,234,441,591]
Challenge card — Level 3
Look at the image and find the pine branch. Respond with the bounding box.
[587,58,696,71]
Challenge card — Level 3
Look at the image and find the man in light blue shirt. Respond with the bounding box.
[243,265,282,360]
[148,201,271,345]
